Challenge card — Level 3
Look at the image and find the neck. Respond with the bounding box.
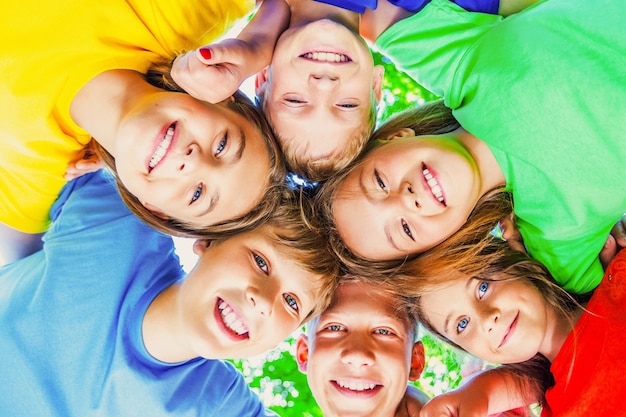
[142,283,196,363]
[540,306,583,362]
[455,128,506,195]
[70,69,156,157]
[288,0,359,32]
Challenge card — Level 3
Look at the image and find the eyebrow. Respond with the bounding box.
[442,279,474,334]
[197,193,220,218]
[234,127,246,162]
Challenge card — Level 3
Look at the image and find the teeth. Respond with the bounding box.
[337,380,377,391]
[423,168,445,204]
[149,124,175,170]
[301,51,349,63]
[218,300,248,336]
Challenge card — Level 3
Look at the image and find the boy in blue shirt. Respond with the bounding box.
[0,170,338,416]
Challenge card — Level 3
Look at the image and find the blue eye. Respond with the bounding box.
[374,328,393,335]
[284,293,299,312]
[374,170,387,191]
[457,317,469,334]
[325,324,344,332]
[478,282,489,299]
[253,253,269,274]
[191,184,203,203]
[215,133,227,156]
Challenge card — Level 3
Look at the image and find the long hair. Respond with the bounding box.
[93,59,287,239]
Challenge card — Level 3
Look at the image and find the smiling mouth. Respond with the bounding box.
[300,51,352,63]
[499,312,519,349]
[148,122,176,172]
[217,298,249,338]
[422,163,446,206]
[332,379,383,397]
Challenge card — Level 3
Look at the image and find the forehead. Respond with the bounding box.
[320,281,409,327]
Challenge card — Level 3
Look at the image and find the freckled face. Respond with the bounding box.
[265,19,383,162]
[304,281,418,417]
[333,135,481,260]
[177,230,322,360]
[113,92,271,227]
[420,278,552,364]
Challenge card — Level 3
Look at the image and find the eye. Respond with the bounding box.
[325,324,344,332]
[402,219,414,240]
[337,102,358,109]
[478,281,489,299]
[284,293,299,312]
[215,132,228,156]
[374,328,393,336]
[253,252,269,274]
[374,170,387,191]
[456,317,469,334]
[190,184,203,204]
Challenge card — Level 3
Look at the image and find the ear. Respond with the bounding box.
[372,65,385,103]
[192,239,212,255]
[408,341,425,381]
[255,66,269,98]
[386,127,416,141]
[295,334,310,374]
[141,201,170,220]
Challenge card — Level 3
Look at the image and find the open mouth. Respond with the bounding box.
[332,379,383,398]
[422,163,446,206]
[299,51,352,63]
[148,122,176,172]
[216,297,249,340]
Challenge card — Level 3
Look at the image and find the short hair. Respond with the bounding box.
[257,82,378,183]
[217,192,340,322]
[93,59,287,239]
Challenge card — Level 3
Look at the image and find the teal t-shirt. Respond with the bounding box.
[376,0,626,293]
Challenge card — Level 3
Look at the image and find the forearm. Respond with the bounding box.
[236,0,291,75]
[360,0,414,42]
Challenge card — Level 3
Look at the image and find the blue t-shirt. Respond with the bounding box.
[314,0,499,14]
[0,171,276,417]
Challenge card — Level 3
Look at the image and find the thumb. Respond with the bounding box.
[600,235,617,270]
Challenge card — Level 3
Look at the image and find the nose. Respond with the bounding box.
[173,144,204,173]
[389,183,420,211]
[479,306,500,335]
[339,334,375,367]
[309,73,339,90]
[245,285,275,317]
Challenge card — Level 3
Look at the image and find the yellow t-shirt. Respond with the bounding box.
[1,0,253,233]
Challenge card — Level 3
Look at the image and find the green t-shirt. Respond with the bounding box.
[376,0,626,293]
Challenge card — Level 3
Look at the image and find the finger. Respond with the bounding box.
[600,235,617,270]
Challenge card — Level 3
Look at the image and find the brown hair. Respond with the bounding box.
[314,99,509,281]
[257,81,378,183]
[414,240,583,405]
[93,59,287,239]
[229,191,340,322]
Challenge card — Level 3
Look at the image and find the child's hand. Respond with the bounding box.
[600,214,626,269]
[171,39,258,104]
[65,141,103,181]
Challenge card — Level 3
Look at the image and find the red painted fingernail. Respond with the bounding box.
[199,47,212,60]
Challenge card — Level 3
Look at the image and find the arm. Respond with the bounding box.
[171,0,290,103]
[420,367,542,417]
[396,384,431,417]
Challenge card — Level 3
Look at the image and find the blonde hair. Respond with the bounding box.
[93,60,287,239]
[257,80,378,183]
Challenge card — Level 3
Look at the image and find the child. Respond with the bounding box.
[415,241,626,416]
[0,0,290,265]
[318,0,626,295]
[0,170,338,416]
[173,0,504,182]
[296,278,430,416]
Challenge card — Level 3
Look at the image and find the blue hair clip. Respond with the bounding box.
[286,172,318,191]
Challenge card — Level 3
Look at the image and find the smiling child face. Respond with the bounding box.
[174,228,323,360]
[296,280,424,417]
